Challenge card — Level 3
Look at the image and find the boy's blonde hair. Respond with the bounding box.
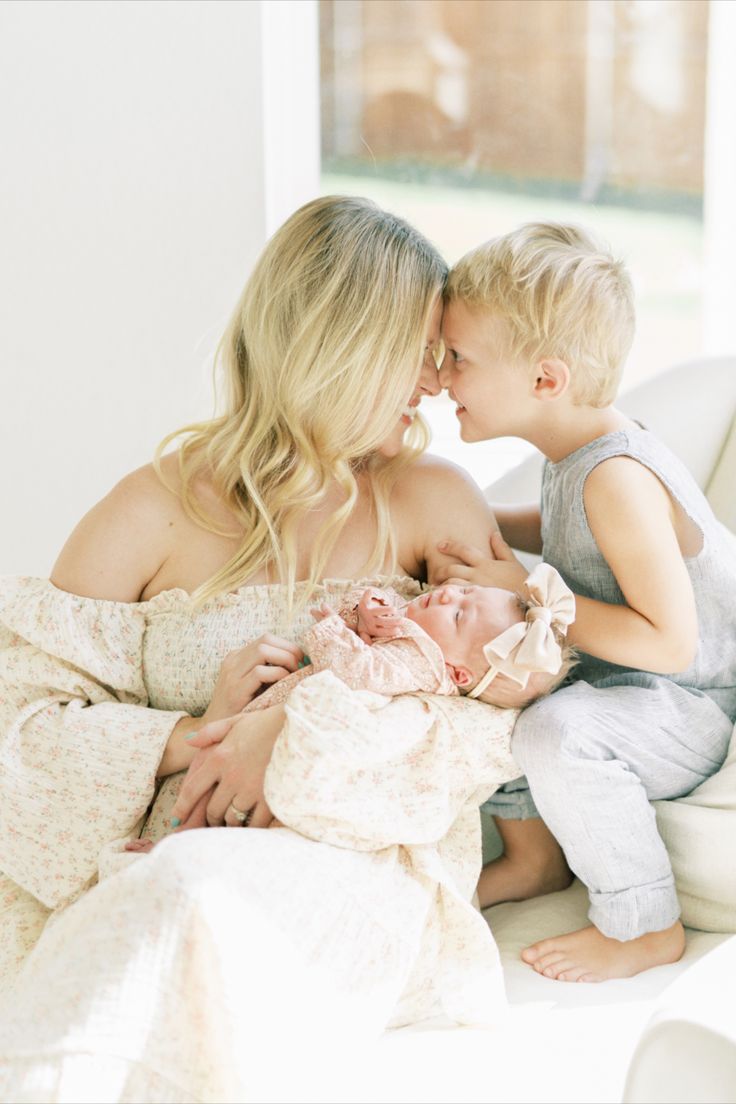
[157,196,446,607]
[446,222,635,407]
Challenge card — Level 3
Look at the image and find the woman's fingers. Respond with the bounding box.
[223,801,251,827]
[175,707,284,831]
[186,715,240,749]
[174,789,212,831]
[171,751,223,822]
[247,799,274,829]
[206,782,244,826]
[228,641,302,676]
[221,798,274,829]
[244,664,291,690]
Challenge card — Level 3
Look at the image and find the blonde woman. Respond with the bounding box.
[0,196,522,1099]
[45,194,493,829]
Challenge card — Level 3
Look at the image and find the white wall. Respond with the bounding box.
[0,0,318,576]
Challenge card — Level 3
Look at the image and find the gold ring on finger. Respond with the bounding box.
[228,802,250,824]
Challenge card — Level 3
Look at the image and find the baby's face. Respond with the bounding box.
[405,584,523,679]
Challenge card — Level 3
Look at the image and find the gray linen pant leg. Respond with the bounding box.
[512,674,732,940]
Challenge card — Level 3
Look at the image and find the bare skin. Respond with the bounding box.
[521,919,686,983]
[477,817,573,909]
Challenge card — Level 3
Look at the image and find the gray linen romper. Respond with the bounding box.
[483,426,736,940]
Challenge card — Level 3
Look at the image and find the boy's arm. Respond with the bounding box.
[434,457,698,675]
[491,503,542,554]
[570,456,698,673]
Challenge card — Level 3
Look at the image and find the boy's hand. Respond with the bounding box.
[435,531,529,591]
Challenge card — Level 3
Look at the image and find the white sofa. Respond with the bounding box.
[356,357,736,1104]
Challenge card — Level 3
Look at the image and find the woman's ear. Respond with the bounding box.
[446,663,474,688]
[532,357,570,401]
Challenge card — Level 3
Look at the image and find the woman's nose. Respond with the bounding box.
[418,351,441,397]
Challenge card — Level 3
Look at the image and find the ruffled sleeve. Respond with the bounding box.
[0,577,186,909]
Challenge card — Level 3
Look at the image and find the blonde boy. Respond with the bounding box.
[437,223,736,981]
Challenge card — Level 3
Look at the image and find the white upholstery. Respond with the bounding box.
[623,936,736,1103]
[707,413,736,534]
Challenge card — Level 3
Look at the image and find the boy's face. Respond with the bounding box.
[440,299,531,442]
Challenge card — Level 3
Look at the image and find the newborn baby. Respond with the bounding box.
[233,562,576,712]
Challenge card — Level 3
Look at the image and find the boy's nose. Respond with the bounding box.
[437,356,452,390]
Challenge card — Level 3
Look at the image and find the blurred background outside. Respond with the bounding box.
[319,0,711,485]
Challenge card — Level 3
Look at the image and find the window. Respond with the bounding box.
[319,0,714,487]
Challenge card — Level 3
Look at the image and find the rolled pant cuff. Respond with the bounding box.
[588,881,681,941]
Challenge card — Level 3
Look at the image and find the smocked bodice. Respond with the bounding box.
[141,576,424,716]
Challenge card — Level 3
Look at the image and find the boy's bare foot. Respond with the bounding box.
[477,817,573,908]
[521,919,685,982]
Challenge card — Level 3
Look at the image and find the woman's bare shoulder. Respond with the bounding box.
[392,453,496,582]
[50,457,187,602]
[393,452,491,506]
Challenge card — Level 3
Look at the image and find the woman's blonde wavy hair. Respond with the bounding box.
[156,195,447,607]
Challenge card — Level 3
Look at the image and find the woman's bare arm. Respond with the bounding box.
[393,455,498,586]
[51,463,178,602]
[50,464,205,773]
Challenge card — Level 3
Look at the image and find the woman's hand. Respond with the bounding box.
[203,635,304,722]
[170,706,286,830]
[434,531,529,591]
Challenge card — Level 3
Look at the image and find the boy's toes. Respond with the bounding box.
[521,938,554,964]
[556,965,588,983]
[532,951,565,975]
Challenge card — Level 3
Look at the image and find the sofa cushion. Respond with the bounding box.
[655,723,736,932]
[706,412,736,534]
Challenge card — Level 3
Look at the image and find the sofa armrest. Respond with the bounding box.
[623,936,736,1103]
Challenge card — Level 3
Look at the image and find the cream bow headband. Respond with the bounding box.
[468,563,576,699]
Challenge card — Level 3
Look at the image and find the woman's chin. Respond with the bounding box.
[377,421,409,458]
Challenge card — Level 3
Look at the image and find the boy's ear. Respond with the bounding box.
[446,662,474,688]
[531,357,570,401]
